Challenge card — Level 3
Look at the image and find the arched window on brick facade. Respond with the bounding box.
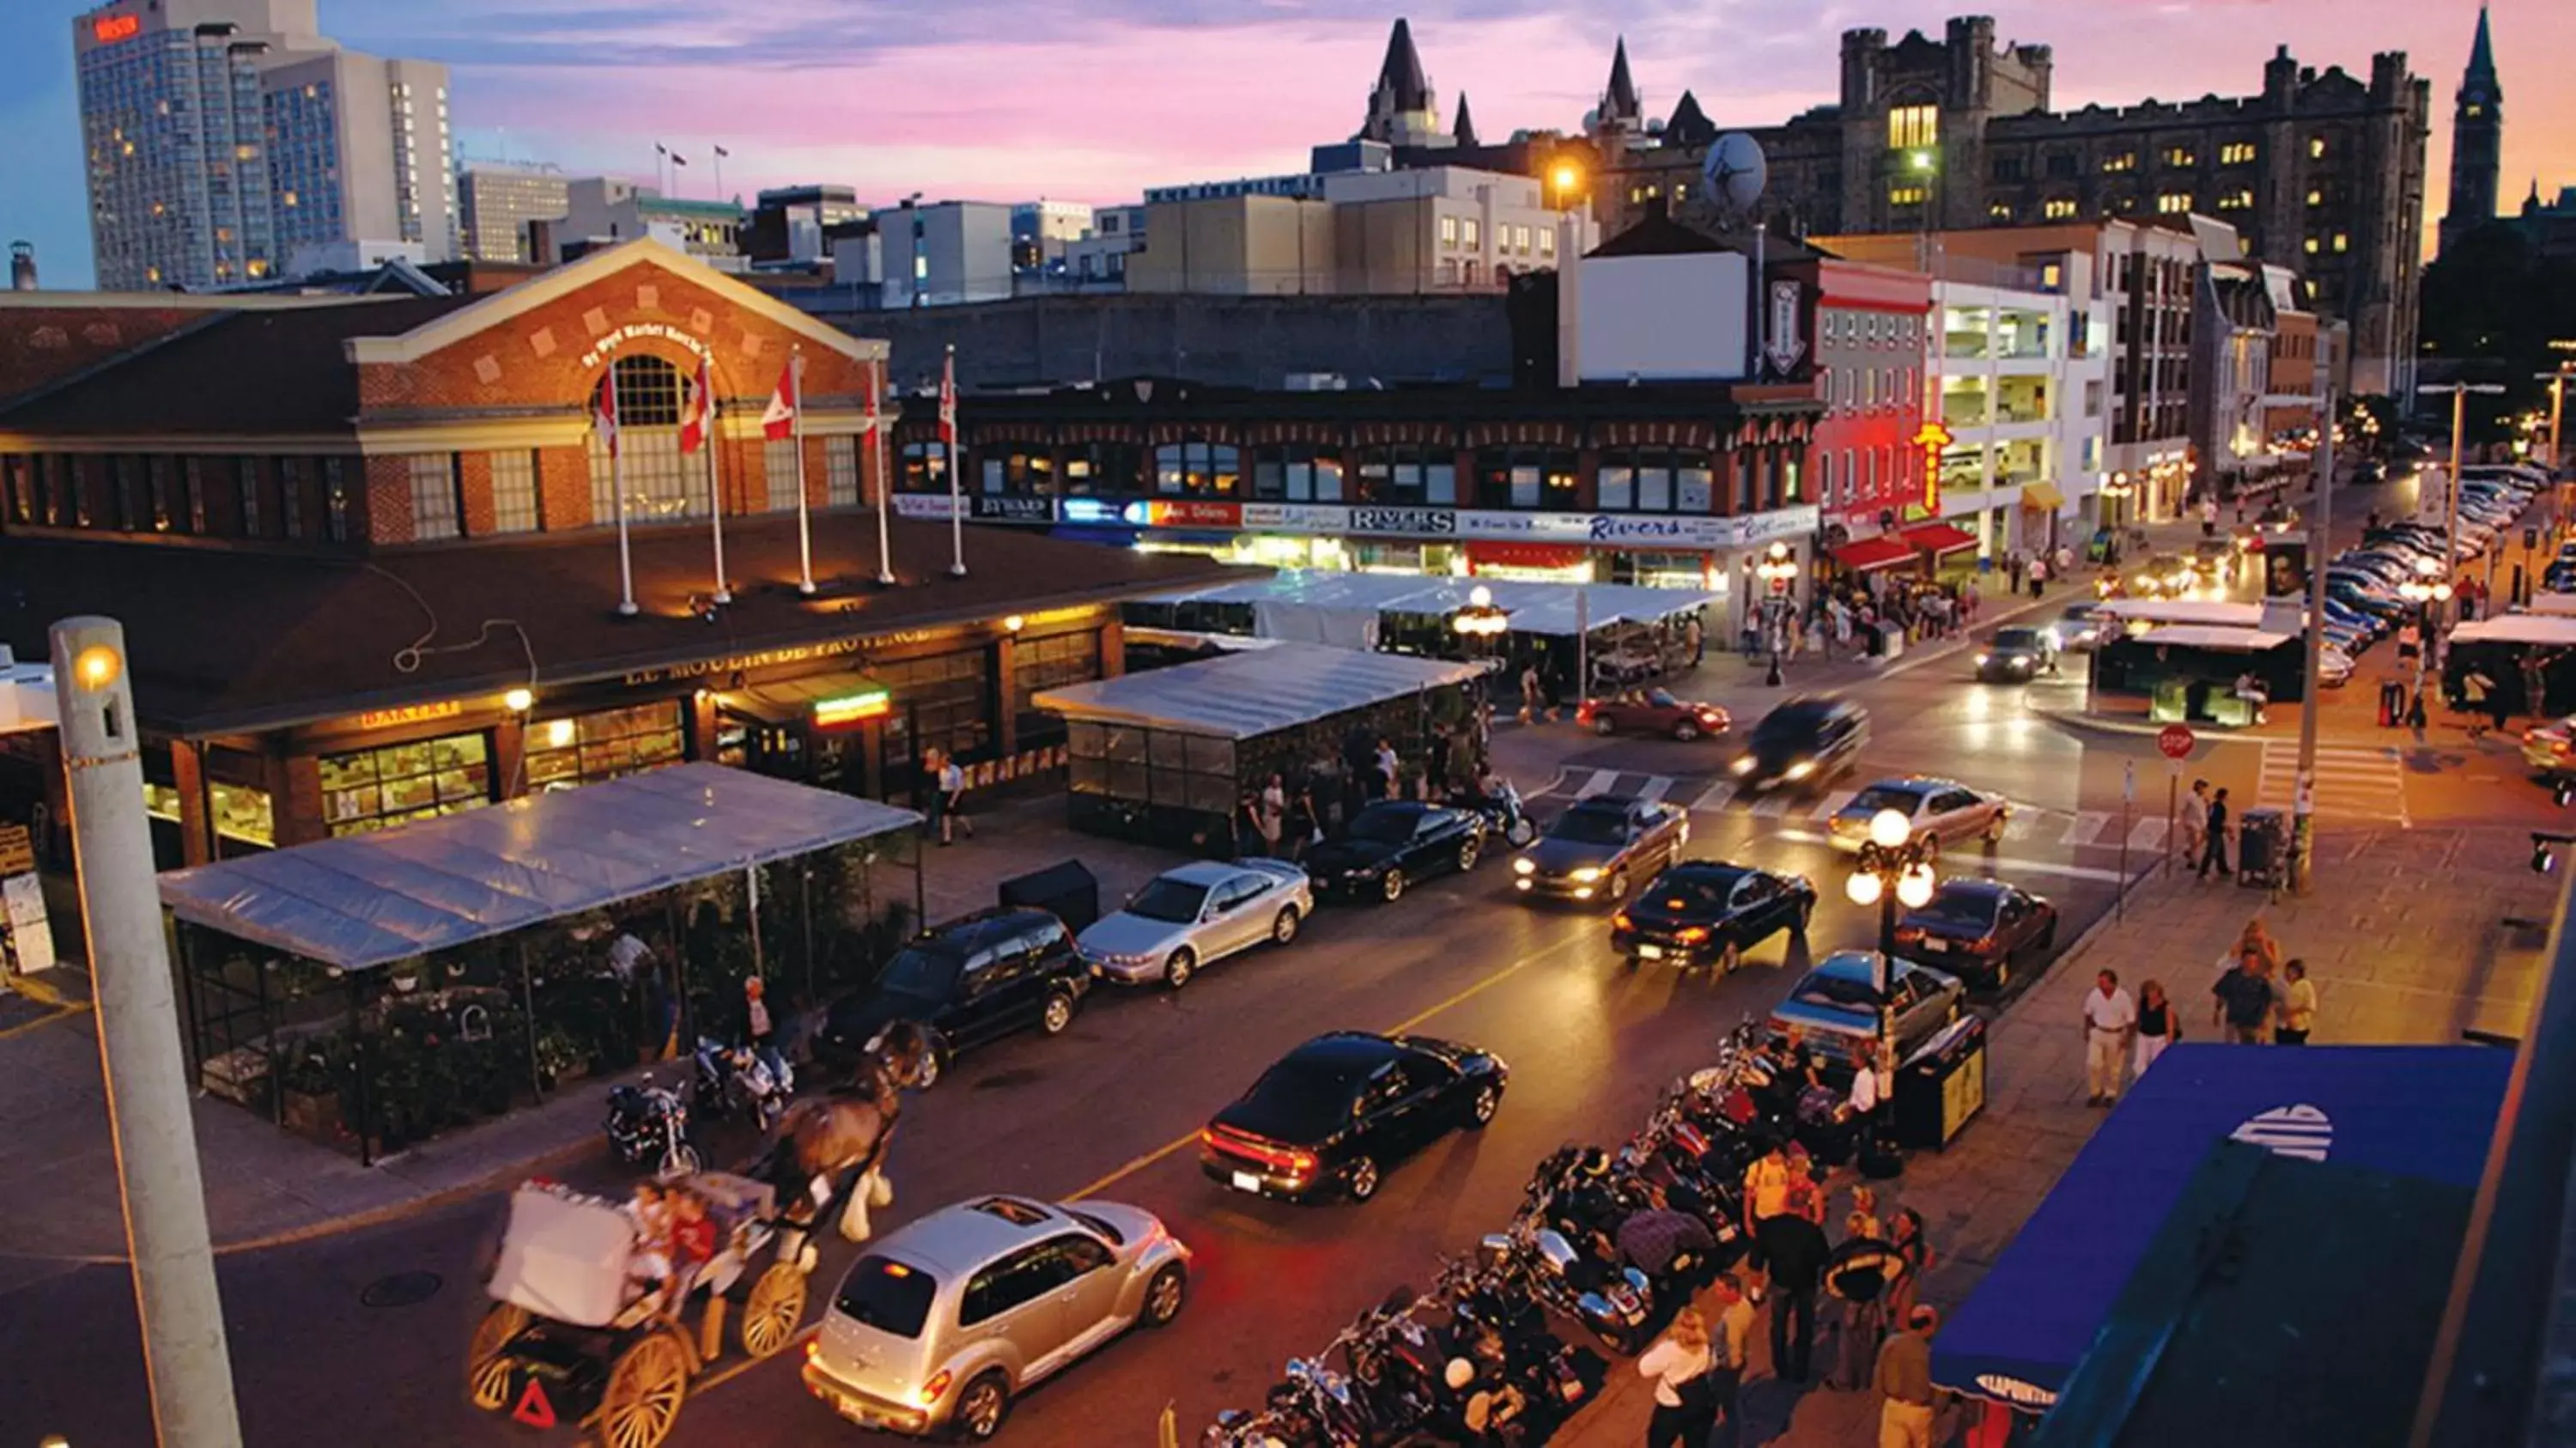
[586,354,712,523]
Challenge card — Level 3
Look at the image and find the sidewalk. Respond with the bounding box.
[0,797,1187,1262]
[1546,823,2554,1447]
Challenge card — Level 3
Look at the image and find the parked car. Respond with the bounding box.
[1974,626,2060,682]
[2318,643,2355,687]
[1728,696,1871,797]
[2052,602,2111,651]
[1893,878,2058,990]
[1609,861,1816,974]
[2522,716,2576,795]
[804,1194,1191,1439]
[1826,777,2010,854]
[1512,795,1689,905]
[1577,688,1732,741]
[1199,1031,1507,1203]
[1303,800,1486,903]
[815,908,1091,1087]
[1075,859,1310,989]
[1769,950,1965,1070]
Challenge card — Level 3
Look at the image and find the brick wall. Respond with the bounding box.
[457,450,498,537]
[537,444,591,529]
[365,454,414,546]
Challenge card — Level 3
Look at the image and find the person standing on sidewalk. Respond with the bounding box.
[2027,555,2049,599]
[1765,1180,1832,1384]
[2275,958,2318,1044]
[2196,787,2232,879]
[1520,661,1543,725]
[2134,979,2181,1075]
[938,751,975,843]
[2179,780,2211,867]
[1704,1273,1755,1448]
[1686,614,1705,666]
[1258,773,1286,857]
[1740,1141,1796,1305]
[1886,1207,1933,1333]
[1874,1305,1941,1448]
[2082,970,2136,1106]
[1637,1307,1717,1448]
[2213,949,2276,1043]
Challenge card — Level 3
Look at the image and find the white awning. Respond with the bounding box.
[2132,625,2298,651]
[1145,570,1720,638]
[1033,642,1487,740]
[2094,599,2270,628]
[2451,615,2576,648]
[157,763,922,971]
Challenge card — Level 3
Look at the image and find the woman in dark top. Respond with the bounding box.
[2134,978,2181,1077]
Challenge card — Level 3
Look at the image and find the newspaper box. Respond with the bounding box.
[1892,1013,1988,1151]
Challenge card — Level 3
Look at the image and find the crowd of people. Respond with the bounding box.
[2081,918,2320,1108]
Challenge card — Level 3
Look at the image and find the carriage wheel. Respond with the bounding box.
[598,1327,690,1448]
[739,1262,808,1360]
[466,1302,529,1409]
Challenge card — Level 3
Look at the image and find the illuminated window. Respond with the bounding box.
[2303,236,2320,254]
[2163,146,2196,168]
[1460,218,1480,250]
[1439,215,1459,247]
[1887,104,1940,151]
[2156,193,2193,215]
[1889,185,1928,208]
[2219,142,2257,165]
[2332,232,2348,253]
[2217,187,2254,211]
[1989,200,2015,222]
[2043,197,2078,221]
[407,454,462,540]
[2306,188,2324,206]
[490,450,541,533]
[2101,152,2136,173]
[2308,136,2326,159]
[2465,104,2484,119]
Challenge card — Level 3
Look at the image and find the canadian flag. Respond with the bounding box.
[679,356,715,454]
[939,349,956,438]
[761,357,797,441]
[593,371,619,457]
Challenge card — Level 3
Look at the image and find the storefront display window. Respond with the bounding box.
[1152,440,1240,497]
[899,441,949,491]
[878,650,992,788]
[209,782,275,851]
[1012,631,1101,748]
[980,447,1055,496]
[318,733,490,836]
[524,703,687,791]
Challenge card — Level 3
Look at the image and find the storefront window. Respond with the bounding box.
[1063,442,1141,496]
[979,447,1056,496]
[318,732,491,835]
[1597,448,1716,513]
[1152,440,1241,497]
[1352,446,1455,506]
[1251,445,1346,502]
[209,782,275,850]
[1012,631,1101,749]
[1474,447,1578,511]
[899,441,949,492]
[878,650,992,788]
[524,703,687,790]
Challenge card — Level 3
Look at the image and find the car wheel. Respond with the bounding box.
[1674,720,1700,742]
[1991,956,2013,991]
[1271,907,1301,946]
[1041,990,1078,1035]
[1163,949,1196,989]
[1142,1263,1188,1327]
[955,1370,1012,1441]
[1456,837,1481,873]
[1381,868,1406,903]
[1717,939,1742,976]
[1346,1155,1382,1202]
[1467,1082,1502,1128]
[1607,868,1629,902]
[1595,716,1618,736]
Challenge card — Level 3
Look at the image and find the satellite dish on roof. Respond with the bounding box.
[1703,131,1768,216]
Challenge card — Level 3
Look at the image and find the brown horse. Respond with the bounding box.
[760,1020,932,1243]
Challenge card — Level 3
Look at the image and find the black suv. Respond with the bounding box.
[1728,697,1869,797]
[813,907,1090,1088]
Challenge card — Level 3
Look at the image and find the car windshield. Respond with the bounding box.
[1062,1208,1126,1245]
[1917,888,2001,928]
[878,944,963,998]
[1238,1060,1362,1140]
[1848,787,1920,816]
[1791,970,1883,1010]
[835,1256,939,1340]
[1993,629,2043,650]
[1126,878,1210,923]
[1647,869,1746,911]
[1753,707,1832,746]
[1346,808,1418,845]
[1548,809,1631,846]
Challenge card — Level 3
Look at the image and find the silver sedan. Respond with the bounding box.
[1827,777,2010,854]
[1076,859,1312,989]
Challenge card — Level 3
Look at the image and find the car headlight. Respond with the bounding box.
[1975,653,1990,666]
[1514,857,1536,876]
[1571,867,1604,883]
[1785,760,1816,780]
[1731,756,1755,776]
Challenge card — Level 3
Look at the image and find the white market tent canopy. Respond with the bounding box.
[2132,625,2298,651]
[1033,642,1486,741]
[157,763,923,972]
[2521,593,2576,618]
[1147,570,1722,646]
[2095,599,2272,628]
[2451,614,2576,648]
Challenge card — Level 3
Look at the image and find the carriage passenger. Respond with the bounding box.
[623,1182,676,1311]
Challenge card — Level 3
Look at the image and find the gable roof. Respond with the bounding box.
[1665,90,1717,149]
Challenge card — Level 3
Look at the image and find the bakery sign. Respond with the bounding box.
[580,321,714,371]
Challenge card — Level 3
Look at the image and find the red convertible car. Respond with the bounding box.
[1577,689,1731,741]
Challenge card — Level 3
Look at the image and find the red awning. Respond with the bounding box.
[1902,522,1980,557]
[1831,537,1918,573]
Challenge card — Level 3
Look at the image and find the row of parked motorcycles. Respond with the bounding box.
[600,1037,797,1177]
[1206,1024,1797,1447]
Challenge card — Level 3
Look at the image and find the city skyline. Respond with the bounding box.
[2,0,2567,289]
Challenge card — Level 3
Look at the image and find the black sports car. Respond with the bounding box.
[1303,801,1485,903]
[1199,1031,1507,1203]
[1610,861,1817,973]
[1893,878,2058,990]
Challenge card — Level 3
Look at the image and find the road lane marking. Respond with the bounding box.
[2125,817,2170,851]
[1573,769,1621,800]
[1688,782,1736,813]
[0,1001,88,1041]
[1807,789,1858,822]
[1750,794,1794,818]
[1634,776,1674,805]
[2060,813,2109,848]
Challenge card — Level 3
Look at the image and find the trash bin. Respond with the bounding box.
[2237,807,2288,889]
[1891,1014,1988,1152]
[999,859,1101,934]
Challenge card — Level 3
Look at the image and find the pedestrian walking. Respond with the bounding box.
[1886,1207,1933,1333]
[1636,1307,1718,1448]
[2275,958,2318,1044]
[1256,773,1286,855]
[1686,614,1705,666]
[2213,948,2276,1043]
[1874,1306,1941,1448]
[2224,917,2284,976]
[1740,1141,1796,1305]
[1765,1180,1831,1384]
[1373,736,1400,800]
[2196,786,2232,879]
[2082,969,2136,1106]
[938,751,975,843]
[1704,1273,1755,1448]
[2028,556,2048,599]
[2179,780,2211,865]
[1839,1038,1894,1170]
[1285,778,1320,861]
[2134,978,2181,1075]
[1519,662,1543,725]
[919,746,949,840]
[741,975,772,1049]
[2007,551,2026,592]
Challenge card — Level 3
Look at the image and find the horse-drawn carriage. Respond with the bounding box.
[466,1173,817,1448]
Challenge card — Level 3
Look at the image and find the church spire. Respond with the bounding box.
[1453,92,1479,149]
[2465,3,2499,97]
[1375,18,1431,115]
[1601,36,1641,126]
[2440,2,2503,253]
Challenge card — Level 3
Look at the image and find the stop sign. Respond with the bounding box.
[2157,723,2196,760]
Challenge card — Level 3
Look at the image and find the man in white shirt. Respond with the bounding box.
[2082,969,2137,1106]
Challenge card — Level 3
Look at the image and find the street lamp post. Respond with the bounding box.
[2539,343,2575,538]
[2421,382,2508,605]
[2101,472,2136,561]
[2399,555,2455,703]
[1451,583,1510,658]
[1755,541,1798,688]
[2292,335,2334,895]
[1844,807,1941,959]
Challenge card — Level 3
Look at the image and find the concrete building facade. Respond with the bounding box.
[555,178,746,271]
[459,163,569,265]
[1127,167,1579,297]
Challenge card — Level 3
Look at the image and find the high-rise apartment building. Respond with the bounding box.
[75,0,458,291]
[459,163,569,263]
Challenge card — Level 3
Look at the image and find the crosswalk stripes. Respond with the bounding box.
[2061,812,2111,848]
[2256,740,2409,825]
[1570,769,1623,800]
[1688,781,1737,814]
[1807,789,1860,822]
[2126,816,2171,852]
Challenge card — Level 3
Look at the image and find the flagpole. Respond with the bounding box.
[792,348,815,595]
[870,362,894,587]
[702,360,732,604]
[611,364,638,617]
[945,344,965,578]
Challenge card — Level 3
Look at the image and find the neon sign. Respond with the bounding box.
[1912,420,1953,518]
[811,684,892,730]
[93,13,141,42]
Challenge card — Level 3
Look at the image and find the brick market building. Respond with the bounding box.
[0,239,1230,867]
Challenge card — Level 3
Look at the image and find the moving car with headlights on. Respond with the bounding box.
[1610,861,1816,974]
[2131,554,2197,599]
[1893,878,2058,990]
[803,1196,1189,1439]
[814,909,1090,1087]
[1728,696,1870,797]
[1577,688,1732,741]
[1302,800,1486,903]
[1075,859,1310,989]
[1826,778,2011,854]
[1513,795,1688,905]
[2051,602,2111,651]
[1973,626,2059,682]
[1200,1031,1507,1203]
[1769,950,1965,1069]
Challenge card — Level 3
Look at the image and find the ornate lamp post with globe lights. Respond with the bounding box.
[1452,584,1510,659]
[1846,808,1939,959]
[1755,541,1799,688]
[2398,555,2454,700]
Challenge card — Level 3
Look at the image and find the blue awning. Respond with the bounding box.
[1049,524,1140,547]
[1932,1044,2511,1411]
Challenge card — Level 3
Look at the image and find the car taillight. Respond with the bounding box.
[920,1369,953,1407]
[1893,927,1923,943]
[805,1339,821,1362]
[1676,926,1710,944]
[1612,912,1634,931]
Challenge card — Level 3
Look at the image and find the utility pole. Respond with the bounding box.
[2423,382,2508,646]
[51,617,244,1448]
[2292,336,2333,894]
